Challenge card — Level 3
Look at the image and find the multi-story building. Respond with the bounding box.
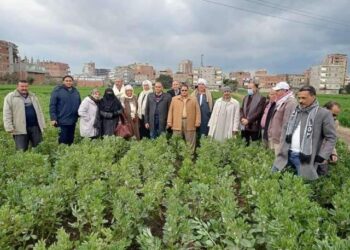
[310,54,348,94]
[178,59,193,74]
[173,72,192,84]
[82,62,96,76]
[14,57,46,84]
[38,60,70,81]
[95,68,110,77]
[156,68,173,79]
[253,69,287,90]
[193,66,223,90]
[0,40,19,77]
[229,71,251,86]
[286,74,306,90]
[75,75,105,87]
[130,63,156,84]
[109,66,135,84]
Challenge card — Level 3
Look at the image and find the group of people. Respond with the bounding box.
[3,76,341,180]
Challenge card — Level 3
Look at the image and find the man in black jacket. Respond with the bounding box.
[145,82,172,139]
[167,80,181,97]
[50,75,81,145]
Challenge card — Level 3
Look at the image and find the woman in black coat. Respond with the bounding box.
[99,88,123,136]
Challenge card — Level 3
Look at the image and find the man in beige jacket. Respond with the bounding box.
[167,84,201,151]
[3,80,46,151]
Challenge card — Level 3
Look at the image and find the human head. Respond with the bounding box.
[62,75,74,88]
[247,80,258,95]
[268,89,277,102]
[172,80,180,90]
[273,81,290,99]
[115,78,124,88]
[90,88,100,100]
[17,80,29,95]
[142,80,152,91]
[125,84,133,97]
[104,88,115,99]
[180,84,189,97]
[298,86,316,108]
[222,86,232,100]
[154,82,163,95]
[197,78,207,93]
[324,101,341,119]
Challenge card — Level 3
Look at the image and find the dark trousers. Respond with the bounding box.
[13,126,42,151]
[139,117,150,139]
[59,124,76,145]
[241,130,260,146]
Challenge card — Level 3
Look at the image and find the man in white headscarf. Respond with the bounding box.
[208,86,240,142]
[137,80,153,138]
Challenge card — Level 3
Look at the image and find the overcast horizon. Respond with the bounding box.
[1,0,350,75]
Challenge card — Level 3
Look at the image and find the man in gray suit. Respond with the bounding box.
[145,82,172,139]
[272,86,337,180]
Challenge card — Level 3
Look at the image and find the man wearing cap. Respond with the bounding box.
[208,86,240,142]
[191,78,213,137]
[268,81,297,155]
[240,80,266,145]
[113,78,125,100]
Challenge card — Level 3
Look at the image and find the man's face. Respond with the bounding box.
[331,105,341,119]
[154,83,163,94]
[197,83,206,92]
[143,84,150,91]
[172,81,180,90]
[63,77,73,88]
[298,91,315,108]
[115,80,123,88]
[275,89,286,99]
[247,83,256,93]
[223,91,231,99]
[17,82,29,95]
[180,87,189,97]
[269,90,277,102]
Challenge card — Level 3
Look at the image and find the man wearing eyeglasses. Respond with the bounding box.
[167,84,201,152]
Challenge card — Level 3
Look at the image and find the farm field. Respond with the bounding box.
[0,84,350,249]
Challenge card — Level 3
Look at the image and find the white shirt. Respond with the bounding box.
[290,122,301,152]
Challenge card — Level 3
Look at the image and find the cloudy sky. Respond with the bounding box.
[1,0,349,74]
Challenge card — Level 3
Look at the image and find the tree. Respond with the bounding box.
[156,75,173,89]
[223,79,239,91]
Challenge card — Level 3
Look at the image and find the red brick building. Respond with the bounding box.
[38,60,70,81]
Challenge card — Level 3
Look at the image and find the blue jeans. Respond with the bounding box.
[150,129,160,139]
[272,151,301,175]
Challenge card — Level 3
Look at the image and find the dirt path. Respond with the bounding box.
[338,126,350,150]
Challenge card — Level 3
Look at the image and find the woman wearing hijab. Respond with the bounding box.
[121,85,140,140]
[78,88,101,139]
[99,88,123,136]
[137,80,153,139]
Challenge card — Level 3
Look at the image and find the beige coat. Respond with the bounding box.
[208,97,240,138]
[167,95,201,131]
[3,90,46,135]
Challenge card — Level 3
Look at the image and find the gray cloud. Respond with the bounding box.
[1,0,349,74]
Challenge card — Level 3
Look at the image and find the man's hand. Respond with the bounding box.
[241,118,249,126]
[145,123,150,129]
[51,120,57,127]
[330,154,338,163]
[167,123,171,129]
